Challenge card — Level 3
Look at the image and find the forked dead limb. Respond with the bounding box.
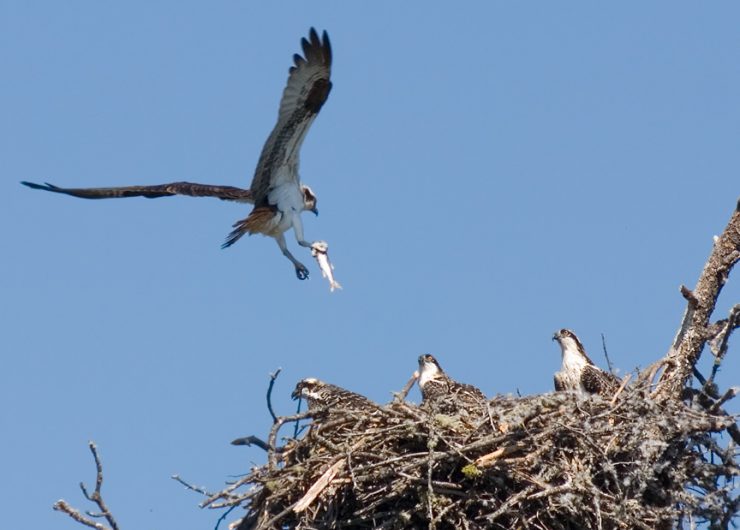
[53,441,120,530]
[656,198,740,399]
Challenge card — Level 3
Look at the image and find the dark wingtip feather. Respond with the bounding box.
[308,27,319,46]
[300,28,331,68]
[292,53,306,72]
[21,181,64,192]
[321,30,332,64]
[21,180,45,190]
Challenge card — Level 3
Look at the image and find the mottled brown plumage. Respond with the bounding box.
[292,378,378,413]
[417,354,487,414]
[552,329,620,397]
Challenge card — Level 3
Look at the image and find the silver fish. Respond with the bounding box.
[310,240,342,292]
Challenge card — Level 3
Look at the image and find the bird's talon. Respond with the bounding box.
[296,267,309,280]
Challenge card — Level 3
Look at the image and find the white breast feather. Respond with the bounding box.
[418,362,441,388]
[559,341,589,393]
[267,174,304,214]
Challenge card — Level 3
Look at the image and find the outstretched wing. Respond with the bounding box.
[21,181,254,203]
[249,28,332,205]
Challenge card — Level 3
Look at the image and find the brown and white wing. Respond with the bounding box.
[553,373,567,392]
[581,365,619,396]
[452,381,487,403]
[21,181,254,203]
[319,384,377,412]
[249,28,332,205]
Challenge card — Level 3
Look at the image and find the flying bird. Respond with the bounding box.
[417,354,487,413]
[552,328,620,397]
[292,378,379,413]
[22,28,333,280]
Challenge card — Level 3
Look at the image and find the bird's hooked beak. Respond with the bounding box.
[312,207,319,217]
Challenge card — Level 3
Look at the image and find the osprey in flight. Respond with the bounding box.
[22,28,333,280]
[291,378,379,413]
[417,354,487,413]
[552,329,620,397]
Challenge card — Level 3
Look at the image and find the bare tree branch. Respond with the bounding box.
[231,371,286,452]
[600,333,615,374]
[392,370,419,403]
[266,368,282,424]
[172,474,214,497]
[655,199,740,399]
[53,441,120,530]
[709,304,740,378]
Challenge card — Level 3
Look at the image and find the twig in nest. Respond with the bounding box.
[474,444,524,467]
[709,387,738,414]
[266,368,282,424]
[267,410,315,470]
[293,395,304,439]
[609,373,633,405]
[601,333,615,374]
[393,370,419,402]
[53,441,120,530]
[426,421,438,530]
[215,505,238,530]
[293,458,345,513]
[693,367,708,386]
[172,475,213,496]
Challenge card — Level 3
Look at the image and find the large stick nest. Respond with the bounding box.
[205,381,738,530]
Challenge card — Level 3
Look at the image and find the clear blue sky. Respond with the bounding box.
[2,3,738,529]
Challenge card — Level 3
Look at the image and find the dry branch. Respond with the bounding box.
[656,199,740,399]
[53,442,120,530]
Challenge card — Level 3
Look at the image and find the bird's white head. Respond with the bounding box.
[417,354,443,388]
[301,185,318,216]
[291,377,324,401]
[552,328,590,362]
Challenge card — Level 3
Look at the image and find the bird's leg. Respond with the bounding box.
[275,234,309,280]
[291,215,314,249]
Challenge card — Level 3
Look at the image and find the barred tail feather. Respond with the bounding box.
[222,219,249,249]
[222,207,278,248]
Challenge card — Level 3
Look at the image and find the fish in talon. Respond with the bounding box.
[311,241,342,292]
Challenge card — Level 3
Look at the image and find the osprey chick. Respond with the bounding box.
[292,378,378,413]
[552,329,620,397]
[417,354,487,413]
